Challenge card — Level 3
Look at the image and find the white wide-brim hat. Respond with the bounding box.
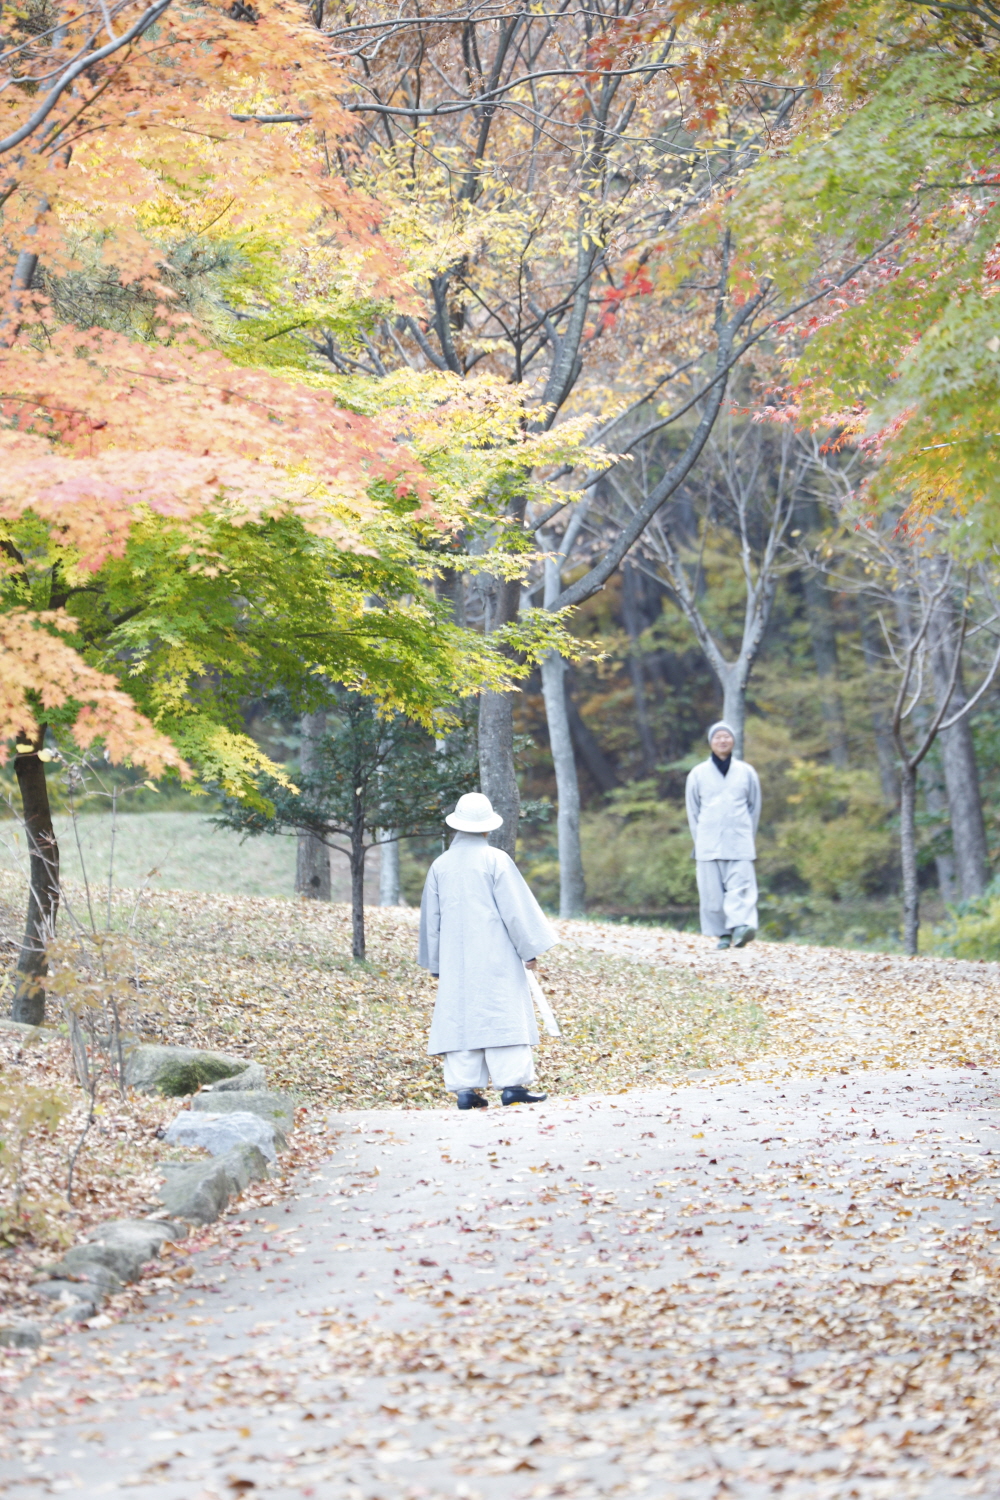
[445,792,504,832]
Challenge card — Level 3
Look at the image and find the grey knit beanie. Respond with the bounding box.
[707,721,737,744]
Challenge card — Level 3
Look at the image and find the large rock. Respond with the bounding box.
[125,1044,258,1097]
[0,1019,52,1042]
[208,1061,267,1092]
[53,1218,184,1285]
[32,1282,97,1320]
[164,1110,284,1163]
[0,1324,42,1350]
[192,1089,294,1133]
[157,1142,269,1225]
[44,1258,122,1295]
[33,1219,184,1319]
[84,1217,184,1258]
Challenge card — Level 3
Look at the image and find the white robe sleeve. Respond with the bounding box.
[417,864,441,973]
[492,856,557,962]
[685,766,701,846]
[747,763,762,835]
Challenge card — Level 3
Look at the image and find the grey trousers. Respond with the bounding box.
[441,1044,535,1093]
[696,858,758,936]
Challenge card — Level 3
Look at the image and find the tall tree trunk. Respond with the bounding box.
[11,729,59,1025]
[919,763,957,905]
[621,561,657,775]
[479,689,520,857]
[478,502,526,857]
[717,665,748,758]
[938,709,988,900]
[802,569,849,767]
[539,531,587,918]
[378,830,400,906]
[929,620,989,901]
[436,559,466,625]
[296,712,330,900]
[860,612,898,805]
[565,672,619,793]
[350,846,366,960]
[540,651,585,917]
[351,787,366,960]
[900,761,920,955]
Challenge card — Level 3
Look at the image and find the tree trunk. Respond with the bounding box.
[802,569,849,767]
[860,612,898,805]
[717,665,748,758]
[11,730,59,1025]
[939,711,989,900]
[436,560,466,625]
[929,626,989,901]
[540,650,585,917]
[565,669,619,793]
[351,783,367,961]
[378,830,400,906]
[479,688,520,857]
[478,497,527,859]
[350,844,366,961]
[621,561,657,774]
[296,712,331,900]
[919,762,957,905]
[900,761,920,956]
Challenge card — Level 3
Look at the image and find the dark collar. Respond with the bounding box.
[711,752,732,777]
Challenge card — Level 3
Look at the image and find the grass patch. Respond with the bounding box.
[0,812,383,903]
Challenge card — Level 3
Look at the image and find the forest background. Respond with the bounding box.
[6,0,1000,991]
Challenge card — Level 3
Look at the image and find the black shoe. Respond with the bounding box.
[501,1086,548,1106]
[731,925,756,948]
[456,1090,488,1110]
[716,934,732,949]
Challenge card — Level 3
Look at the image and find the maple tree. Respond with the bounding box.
[2,0,583,1019]
[710,0,1000,531]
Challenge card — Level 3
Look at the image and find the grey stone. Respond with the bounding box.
[56,1245,137,1286]
[0,1324,42,1349]
[207,1061,267,1092]
[32,1282,97,1320]
[82,1217,185,1258]
[44,1257,122,1295]
[191,1089,294,1134]
[0,1018,51,1042]
[157,1143,269,1225]
[35,1218,186,1311]
[164,1110,284,1163]
[125,1044,257,1097]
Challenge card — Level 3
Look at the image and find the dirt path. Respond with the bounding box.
[2,1047,1000,1496]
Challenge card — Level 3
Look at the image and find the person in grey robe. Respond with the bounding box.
[685,721,761,950]
[418,792,557,1109]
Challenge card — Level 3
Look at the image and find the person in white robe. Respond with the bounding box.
[418,792,557,1109]
[685,721,761,949]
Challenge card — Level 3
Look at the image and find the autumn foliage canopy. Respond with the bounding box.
[0,0,527,785]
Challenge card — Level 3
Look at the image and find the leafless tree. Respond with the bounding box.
[594,416,818,756]
[328,0,892,854]
[804,511,1000,954]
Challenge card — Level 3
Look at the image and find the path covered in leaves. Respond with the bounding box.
[3,1053,1000,1497]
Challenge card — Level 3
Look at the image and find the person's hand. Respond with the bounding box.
[525,958,538,971]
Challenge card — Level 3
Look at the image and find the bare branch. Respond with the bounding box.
[0,0,173,157]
